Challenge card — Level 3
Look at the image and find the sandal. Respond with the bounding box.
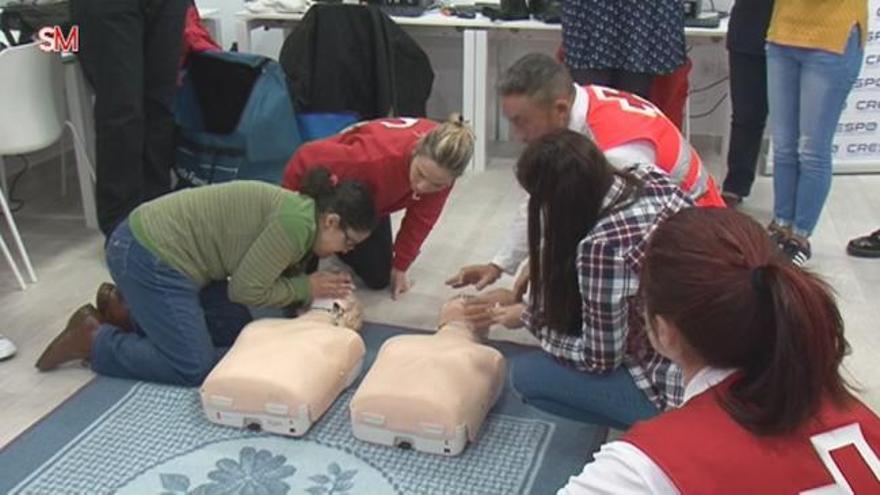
[847,229,880,258]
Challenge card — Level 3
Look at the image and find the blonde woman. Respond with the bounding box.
[283,115,475,299]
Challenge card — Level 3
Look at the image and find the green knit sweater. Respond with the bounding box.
[129,181,316,308]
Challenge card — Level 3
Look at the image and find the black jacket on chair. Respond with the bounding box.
[279,4,434,119]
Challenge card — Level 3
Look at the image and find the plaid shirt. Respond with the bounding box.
[523,163,694,411]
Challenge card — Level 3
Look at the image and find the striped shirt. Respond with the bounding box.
[129,181,316,308]
[523,163,693,411]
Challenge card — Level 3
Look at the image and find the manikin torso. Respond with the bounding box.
[200,298,365,436]
[350,321,506,453]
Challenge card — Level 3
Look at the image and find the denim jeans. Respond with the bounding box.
[91,221,252,386]
[768,27,863,238]
[510,351,660,430]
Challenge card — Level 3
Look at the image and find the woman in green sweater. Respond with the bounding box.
[36,169,376,386]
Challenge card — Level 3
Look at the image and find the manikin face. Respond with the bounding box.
[410,155,456,196]
[312,213,370,258]
[501,94,571,144]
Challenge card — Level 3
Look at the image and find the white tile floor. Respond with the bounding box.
[1,148,879,448]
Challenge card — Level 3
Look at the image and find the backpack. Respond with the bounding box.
[174,50,302,186]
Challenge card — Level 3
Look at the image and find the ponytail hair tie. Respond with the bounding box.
[751,265,769,294]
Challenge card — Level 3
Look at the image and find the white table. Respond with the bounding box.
[236,9,728,171]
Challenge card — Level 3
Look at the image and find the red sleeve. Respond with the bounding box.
[392,187,452,272]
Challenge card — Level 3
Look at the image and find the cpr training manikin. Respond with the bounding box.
[349,297,507,456]
[200,297,366,437]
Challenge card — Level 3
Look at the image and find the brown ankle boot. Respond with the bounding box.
[36,304,101,371]
[96,283,134,332]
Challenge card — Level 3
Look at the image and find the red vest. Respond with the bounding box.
[625,376,880,494]
[583,85,724,208]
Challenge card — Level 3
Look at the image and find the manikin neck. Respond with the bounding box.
[437,321,481,342]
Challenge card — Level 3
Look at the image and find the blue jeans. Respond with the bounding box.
[768,28,863,238]
[92,221,252,386]
[510,351,660,430]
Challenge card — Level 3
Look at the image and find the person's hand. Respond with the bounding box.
[512,261,530,302]
[390,268,412,300]
[461,297,494,330]
[309,271,354,299]
[491,303,526,329]
[445,263,502,290]
[480,288,516,307]
[439,296,492,330]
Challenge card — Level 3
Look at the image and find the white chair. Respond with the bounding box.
[0,42,97,289]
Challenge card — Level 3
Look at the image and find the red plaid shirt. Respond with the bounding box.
[523,163,694,411]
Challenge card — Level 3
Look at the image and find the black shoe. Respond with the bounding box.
[721,191,743,208]
[847,229,880,258]
[782,238,811,267]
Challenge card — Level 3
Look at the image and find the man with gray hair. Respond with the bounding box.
[447,53,721,294]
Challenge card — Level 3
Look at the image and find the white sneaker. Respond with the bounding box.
[0,334,16,361]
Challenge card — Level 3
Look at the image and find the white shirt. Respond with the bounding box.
[491,84,657,274]
[557,367,737,495]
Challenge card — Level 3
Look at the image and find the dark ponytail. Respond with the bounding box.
[300,167,377,233]
[642,208,852,435]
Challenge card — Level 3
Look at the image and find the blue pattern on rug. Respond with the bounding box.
[2,324,605,494]
[11,385,555,495]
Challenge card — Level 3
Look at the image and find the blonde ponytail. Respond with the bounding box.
[414,113,476,176]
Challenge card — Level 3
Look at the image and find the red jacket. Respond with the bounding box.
[625,375,880,494]
[581,85,724,208]
[179,4,221,69]
[282,117,447,272]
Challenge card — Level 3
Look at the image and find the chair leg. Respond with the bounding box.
[0,188,37,284]
[60,136,68,197]
[0,231,26,291]
[64,121,98,230]
[0,155,7,196]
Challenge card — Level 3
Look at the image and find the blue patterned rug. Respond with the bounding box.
[0,324,606,494]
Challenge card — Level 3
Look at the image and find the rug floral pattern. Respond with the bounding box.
[11,383,554,494]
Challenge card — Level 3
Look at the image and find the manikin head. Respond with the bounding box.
[306,294,365,331]
[499,53,576,144]
[438,296,486,341]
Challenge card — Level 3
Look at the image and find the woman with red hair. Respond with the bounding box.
[559,208,880,493]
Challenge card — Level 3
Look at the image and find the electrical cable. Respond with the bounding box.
[690,76,729,94]
[4,155,30,213]
[690,94,728,119]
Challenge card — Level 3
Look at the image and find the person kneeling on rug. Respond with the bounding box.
[201,295,366,437]
[560,208,880,494]
[465,130,694,430]
[36,172,377,386]
[349,296,506,456]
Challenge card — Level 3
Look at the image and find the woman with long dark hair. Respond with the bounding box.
[560,208,880,493]
[489,129,694,428]
[36,170,377,386]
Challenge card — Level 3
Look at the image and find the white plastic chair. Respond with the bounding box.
[0,43,96,289]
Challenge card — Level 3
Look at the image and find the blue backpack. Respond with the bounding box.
[174,51,302,185]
